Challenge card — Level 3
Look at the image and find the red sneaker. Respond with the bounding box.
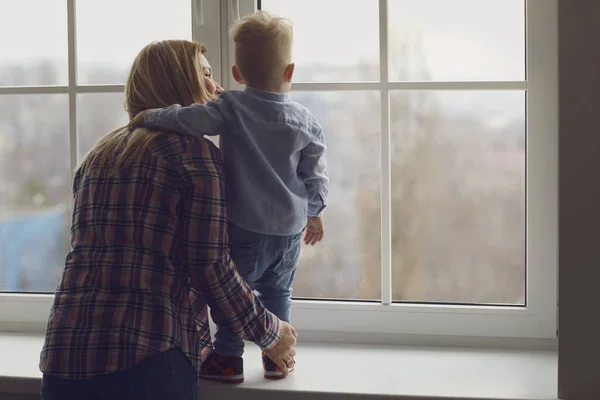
[262,351,295,380]
[199,350,244,384]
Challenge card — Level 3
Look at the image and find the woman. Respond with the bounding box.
[39,40,297,399]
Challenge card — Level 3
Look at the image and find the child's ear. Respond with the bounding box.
[232,65,245,84]
[284,63,295,83]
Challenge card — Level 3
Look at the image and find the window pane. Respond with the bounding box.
[0,0,67,86]
[390,90,525,305]
[77,0,191,85]
[388,0,525,82]
[260,1,379,82]
[77,93,128,161]
[0,95,70,292]
[290,91,381,300]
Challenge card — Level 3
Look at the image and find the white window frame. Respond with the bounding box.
[0,0,558,347]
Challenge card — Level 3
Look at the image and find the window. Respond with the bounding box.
[260,0,528,305]
[0,0,557,343]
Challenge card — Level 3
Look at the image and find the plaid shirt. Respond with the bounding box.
[40,131,282,379]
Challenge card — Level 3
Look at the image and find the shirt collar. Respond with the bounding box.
[244,86,292,103]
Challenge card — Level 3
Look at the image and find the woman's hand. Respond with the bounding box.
[264,321,298,375]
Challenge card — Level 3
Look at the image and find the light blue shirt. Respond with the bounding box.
[144,87,329,236]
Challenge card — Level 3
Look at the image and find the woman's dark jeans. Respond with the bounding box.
[41,348,196,400]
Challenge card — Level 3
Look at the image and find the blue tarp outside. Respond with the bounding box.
[0,206,68,291]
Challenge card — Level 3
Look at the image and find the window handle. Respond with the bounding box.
[195,0,204,26]
[229,0,240,22]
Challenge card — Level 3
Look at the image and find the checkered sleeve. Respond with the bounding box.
[180,140,282,351]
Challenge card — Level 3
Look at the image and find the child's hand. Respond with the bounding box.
[128,110,148,129]
[304,216,324,246]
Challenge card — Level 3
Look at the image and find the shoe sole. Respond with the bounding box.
[199,374,244,384]
[264,366,295,380]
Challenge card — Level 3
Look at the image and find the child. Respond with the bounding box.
[133,11,328,382]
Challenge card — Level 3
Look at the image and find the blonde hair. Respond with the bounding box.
[79,40,211,173]
[229,11,293,89]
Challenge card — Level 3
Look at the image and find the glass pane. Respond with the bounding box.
[260,0,379,82]
[290,91,381,300]
[0,95,70,292]
[388,0,525,82]
[0,0,67,86]
[77,0,191,84]
[77,93,128,161]
[390,90,525,305]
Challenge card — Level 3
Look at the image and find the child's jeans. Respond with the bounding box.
[214,223,302,356]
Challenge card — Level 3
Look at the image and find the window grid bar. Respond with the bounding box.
[379,0,392,306]
[292,81,527,91]
[0,86,69,95]
[0,81,528,96]
[76,84,126,93]
[67,0,78,179]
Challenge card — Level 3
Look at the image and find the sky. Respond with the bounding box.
[0,0,526,122]
[264,0,525,82]
[0,0,524,78]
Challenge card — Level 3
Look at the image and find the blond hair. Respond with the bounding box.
[79,40,211,174]
[229,11,293,89]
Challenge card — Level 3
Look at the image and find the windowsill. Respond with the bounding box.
[0,333,558,400]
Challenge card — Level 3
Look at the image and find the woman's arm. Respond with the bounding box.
[180,139,282,351]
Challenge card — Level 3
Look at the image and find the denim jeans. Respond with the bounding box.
[214,223,302,356]
[41,348,196,400]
